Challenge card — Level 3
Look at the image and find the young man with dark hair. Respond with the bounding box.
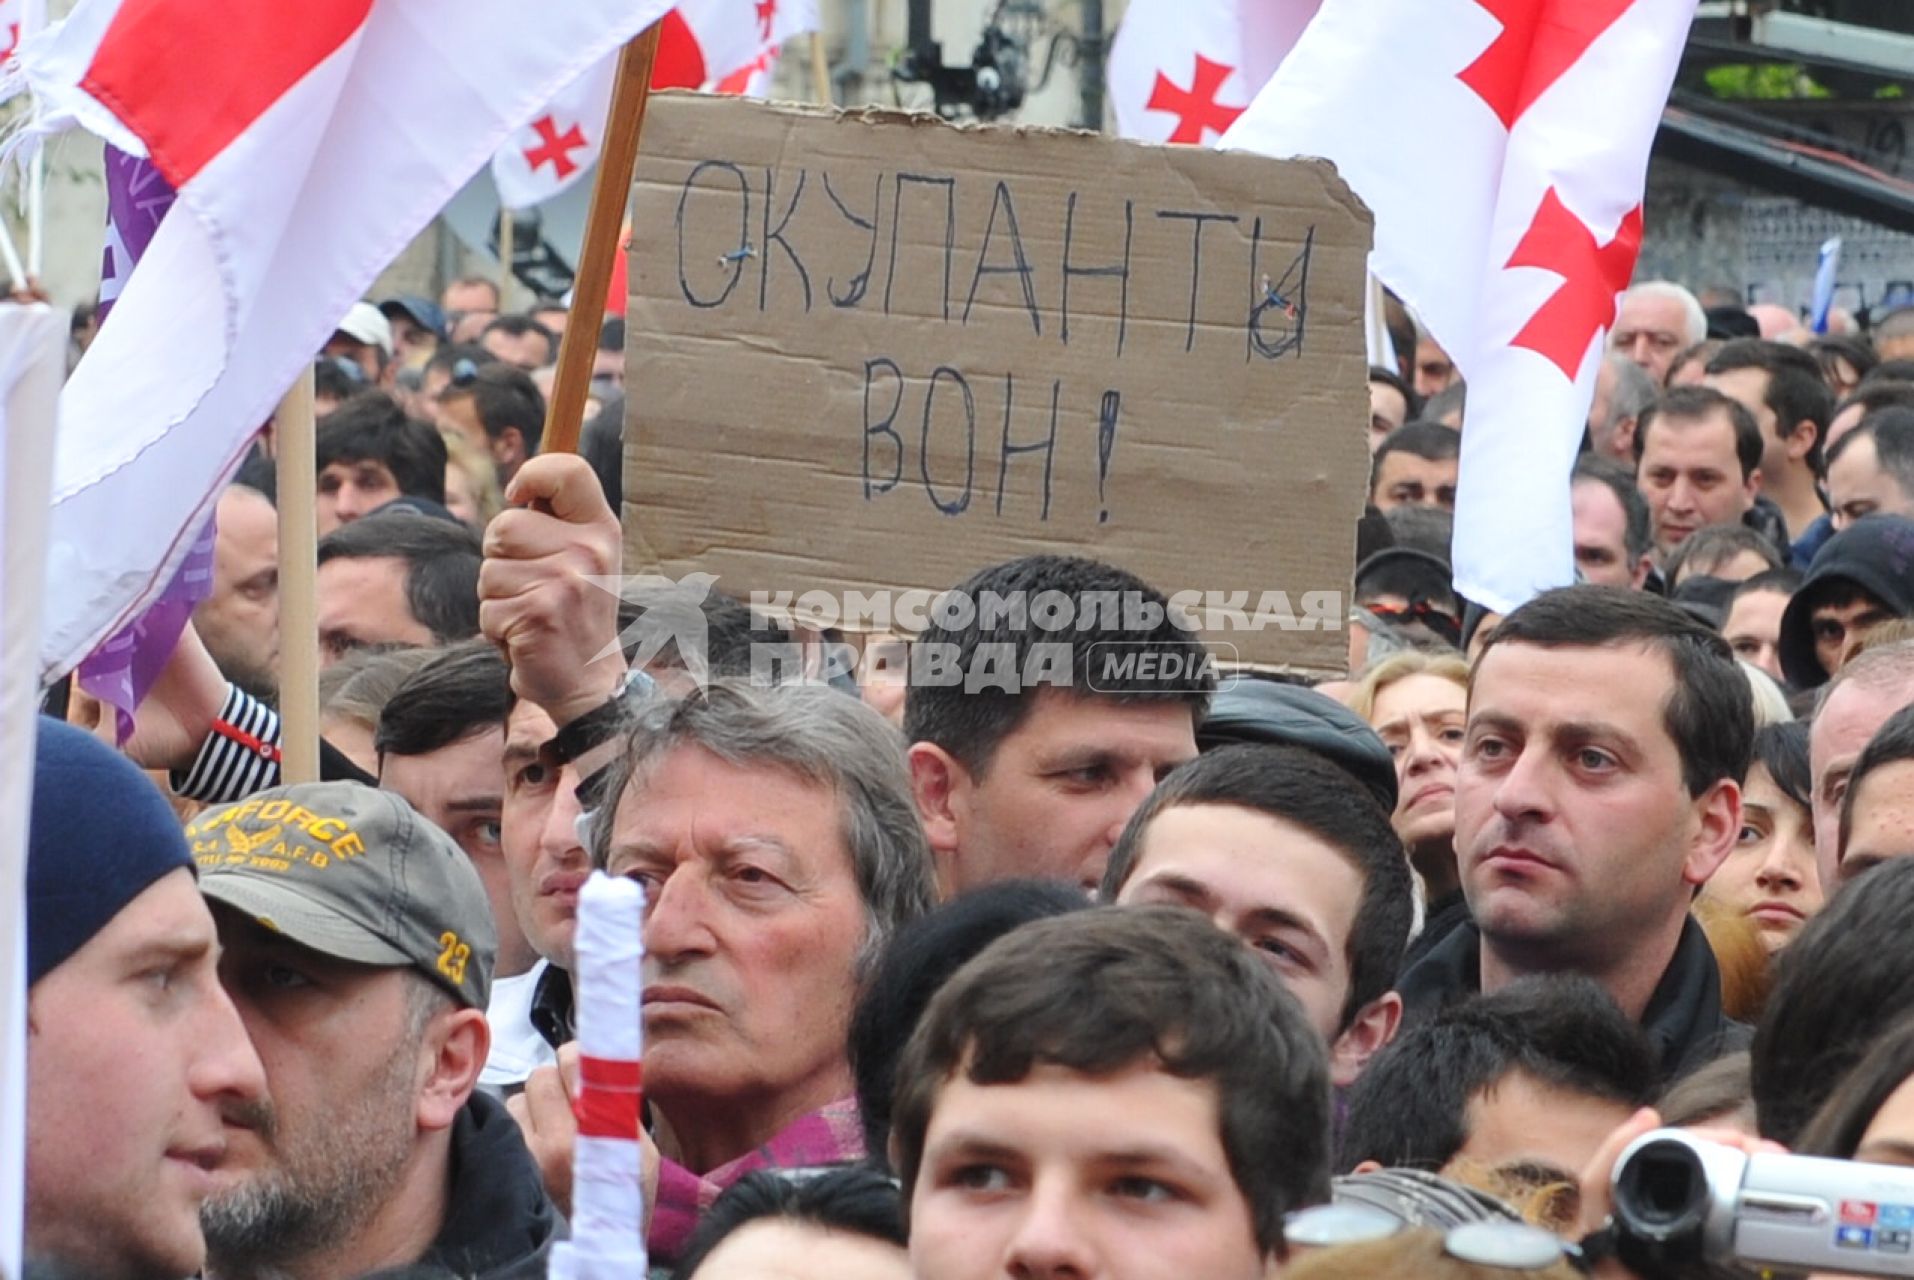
[314,392,448,534]
[1367,364,1419,452]
[1571,456,1653,589]
[316,512,482,665]
[1341,976,1656,1190]
[479,314,557,370]
[1776,516,1914,690]
[904,554,1214,895]
[1399,585,1752,1082]
[892,905,1332,1280]
[1100,743,1414,1085]
[1722,567,1800,683]
[1838,700,1914,883]
[1704,339,1833,549]
[1369,420,1461,513]
[1827,406,1914,531]
[436,361,545,486]
[420,342,498,402]
[1632,385,1764,562]
[1826,378,1914,455]
[374,641,541,1086]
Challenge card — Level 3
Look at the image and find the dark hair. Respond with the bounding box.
[423,341,497,380]
[316,512,482,644]
[1100,744,1413,1031]
[1369,365,1422,419]
[849,879,1089,1163]
[1829,408,1914,507]
[581,392,625,510]
[1812,334,1879,387]
[1480,585,1754,799]
[901,555,1212,772]
[670,1168,905,1280]
[1874,359,1914,384]
[1354,550,1459,621]
[1731,566,1802,607]
[1796,1016,1914,1160]
[1838,701,1914,865]
[1749,720,1811,811]
[1373,419,1461,472]
[1836,379,1914,429]
[372,639,510,760]
[314,392,447,505]
[1661,523,1783,588]
[1657,1050,1754,1130]
[1571,455,1652,563]
[1634,385,1764,482]
[1704,339,1835,476]
[480,313,557,364]
[599,315,626,352]
[233,452,277,506]
[1753,858,1914,1144]
[890,905,1332,1256]
[438,362,546,456]
[1339,976,1656,1173]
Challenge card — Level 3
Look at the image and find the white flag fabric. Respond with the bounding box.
[0,303,67,1280]
[1223,0,1696,611]
[494,0,820,211]
[19,0,674,682]
[548,873,648,1280]
[1107,0,1319,143]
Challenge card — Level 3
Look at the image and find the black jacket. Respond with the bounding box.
[1396,915,1749,1084]
[412,1091,564,1280]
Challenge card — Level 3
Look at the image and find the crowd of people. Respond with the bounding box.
[23,272,1914,1280]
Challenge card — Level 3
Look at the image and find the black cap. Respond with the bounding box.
[1198,676,1398,811]
[1778,516,1914,689]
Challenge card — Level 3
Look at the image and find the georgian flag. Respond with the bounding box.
[1223,0,1697,611]
[492,0,820,212]
[19,0,675,682]
[1106,0,1320,144]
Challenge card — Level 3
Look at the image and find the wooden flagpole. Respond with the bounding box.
[275,367,321,784]
[808,31,832,105]
[542,22,663,456]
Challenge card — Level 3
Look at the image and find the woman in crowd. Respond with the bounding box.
[1699,722,1822,957]
[1346,652,1470,908]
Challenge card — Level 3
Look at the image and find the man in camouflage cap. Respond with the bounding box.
[187,781,559,1280]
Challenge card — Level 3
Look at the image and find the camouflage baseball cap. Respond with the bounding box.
[186,781,496,1009]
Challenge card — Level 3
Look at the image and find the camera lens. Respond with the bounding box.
[1616,1139,1706,1232]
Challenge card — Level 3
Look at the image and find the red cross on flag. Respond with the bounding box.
[494,0,818,212]
[1222,0,1695,612]
[18,0,673,680]
[1106,0,1321,144]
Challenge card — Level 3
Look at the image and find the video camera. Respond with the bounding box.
[1611,1128,1914,1276]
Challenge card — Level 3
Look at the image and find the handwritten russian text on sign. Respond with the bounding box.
[624,93,1372,670]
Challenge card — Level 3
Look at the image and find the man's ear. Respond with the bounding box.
[1785,418,1819,465]
[415,1004,489,1132]
[1683,778,1741,889]
[908,742,970,893]
[1328,992,1403,1090]
[1615,414,1638,458]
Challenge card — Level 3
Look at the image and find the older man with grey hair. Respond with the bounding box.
[511,680,936,1267]
[1613,280,1708,385]
[1588,350,1659,463]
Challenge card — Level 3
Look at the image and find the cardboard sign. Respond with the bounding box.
[624,92,1373,671]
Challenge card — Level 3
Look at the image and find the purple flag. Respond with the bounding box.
[78,147,208,742]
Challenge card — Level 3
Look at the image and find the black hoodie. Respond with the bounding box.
[412,1091,564,1280]
[1777,515,1914,689]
